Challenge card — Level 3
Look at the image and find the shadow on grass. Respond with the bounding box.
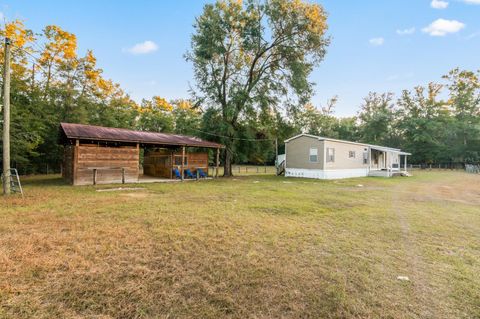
[20,174,69,187]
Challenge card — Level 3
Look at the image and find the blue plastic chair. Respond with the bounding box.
[172,168,182,179]
[184,169,195,179]
[197,168,207,178]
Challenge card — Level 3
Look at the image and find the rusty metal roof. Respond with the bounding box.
[60,123,224,148]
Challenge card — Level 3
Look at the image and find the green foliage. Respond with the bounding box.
[1,16,478,173]
[187,0,330,174]
[357,92,396,146]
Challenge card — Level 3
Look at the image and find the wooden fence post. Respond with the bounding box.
[215,148,220,178]
[93,169,97,185]
[122,168,125,184]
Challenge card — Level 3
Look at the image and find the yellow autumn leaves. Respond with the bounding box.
[0,20,122,100]
[276,0,327,35]
[3,20,34,48]
[135,98,194,114]
[39,25,77,66]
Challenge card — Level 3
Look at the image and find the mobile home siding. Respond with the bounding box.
[323,140,369,170]
[286,136,324,170]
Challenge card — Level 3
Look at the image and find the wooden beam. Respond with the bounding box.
[181,146,185,181]
[73,139,79,185]
[170,151,173,179]
[216,148,220,178]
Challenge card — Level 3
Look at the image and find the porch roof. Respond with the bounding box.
[370,145,411,155]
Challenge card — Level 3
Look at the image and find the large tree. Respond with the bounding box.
[396,83,451,163]
[187,0,330,176]
[443,68,480,162]
[357,92,396,146]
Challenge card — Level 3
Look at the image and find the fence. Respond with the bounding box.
[208,165,276,176]
[12,163,63,176]
[465,164,480,174]
[408,163,471,170]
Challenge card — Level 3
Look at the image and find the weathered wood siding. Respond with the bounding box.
[66,144,139,185]
[62,145,74,184]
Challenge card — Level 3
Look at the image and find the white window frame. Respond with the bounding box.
[349,151,356,158]
[326,148,335,163]
[309,147,318,163]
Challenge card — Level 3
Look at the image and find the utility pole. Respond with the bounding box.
[2,37,11,195]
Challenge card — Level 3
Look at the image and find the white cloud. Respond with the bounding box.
[462,0,480,4]
[422,19,465,36]
[369,37,384,46]
[431,0,449,9]
[396,27,416,35]
[124,40,158,55]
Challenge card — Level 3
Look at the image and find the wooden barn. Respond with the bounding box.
[59,123,224,185]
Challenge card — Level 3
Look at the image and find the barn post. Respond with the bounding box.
[73,139,79,185]
[181,146,185,181]
[170,150,174,179]
[216,148,220,178]
[136,143,140,181]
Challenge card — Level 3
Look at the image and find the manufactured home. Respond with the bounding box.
[281,134,411,179]
[59,123,224,185]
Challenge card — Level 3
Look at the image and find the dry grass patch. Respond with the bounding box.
[0,172,479,318]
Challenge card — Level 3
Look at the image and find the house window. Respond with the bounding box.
[349,151,356,158]
[326,148,335,162]
[309,148,318,162]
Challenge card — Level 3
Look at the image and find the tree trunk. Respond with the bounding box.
[223,147,233,177]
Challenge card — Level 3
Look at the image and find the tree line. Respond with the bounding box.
[0,1,479,176]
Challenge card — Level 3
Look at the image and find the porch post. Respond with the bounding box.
[181,146,185,181]
[404,155,407,173]
[170,150,173,179]
[368,148,371,172]
[215,148,220,178]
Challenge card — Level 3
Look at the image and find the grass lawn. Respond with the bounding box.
[1,171,479,318]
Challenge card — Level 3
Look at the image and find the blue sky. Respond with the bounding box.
[2,0,480,116]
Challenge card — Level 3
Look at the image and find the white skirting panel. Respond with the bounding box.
[285,168,369,180]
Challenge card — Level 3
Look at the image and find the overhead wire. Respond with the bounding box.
[191,128,275,141]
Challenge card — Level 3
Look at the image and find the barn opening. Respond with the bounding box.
[59,123,224,185]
